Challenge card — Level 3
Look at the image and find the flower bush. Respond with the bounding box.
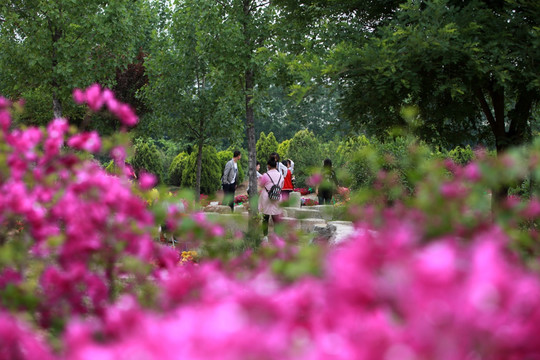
[234,194,248,205]
[301,198,319,206]
[294,187,312,196]
[2,87,540,359]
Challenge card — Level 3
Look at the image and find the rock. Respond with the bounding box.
[311,223,337,244]
[328,221,355,245]
[289,192,302,208]
[203,205,233,214]
[299,218,327,232]
[283,207,323,219]
[313,205,334,221]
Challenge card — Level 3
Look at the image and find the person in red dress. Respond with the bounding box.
[281,159,294,200]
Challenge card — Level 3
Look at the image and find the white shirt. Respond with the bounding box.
[278,162,287,178]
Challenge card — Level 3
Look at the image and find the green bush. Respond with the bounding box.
[182,145,222,194]
[287,130,323,187]
[447,145,475,165]
[168,152,188,186]
[277,139,291,161]
[156,139,184,184]
[335,135,371,168]
[256,132,279,165]
[347,136,432,193]
[132,140,164,183]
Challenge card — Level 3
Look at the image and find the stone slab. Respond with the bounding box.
[283,207,323,219]
[288,192,302,208]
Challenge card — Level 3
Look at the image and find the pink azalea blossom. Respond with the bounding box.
[138,172,156,190]
[67,131,102,153]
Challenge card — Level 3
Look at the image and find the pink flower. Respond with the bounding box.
[306,173,323,187]
[522,198,540,218]
[463,162,482,182]
[0,110,11,131]
[67,131,102,153]
[73,88,86,104]
[113,103,138,127]
[138,172,156,190]
[85,84,104,111]
[0,96,11,108]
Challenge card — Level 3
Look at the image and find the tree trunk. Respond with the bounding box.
[51,25,63,118]
[195,139,203,202]
[245,69,257,200]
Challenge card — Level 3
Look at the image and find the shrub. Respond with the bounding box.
[156,139,184,184]
[256,131,279,165]
[287,130,323,187]
[447,145,475,165]
[277,139,290,161]
[181,145,222,194]
[168,152,188,186]
[132,139,163,183]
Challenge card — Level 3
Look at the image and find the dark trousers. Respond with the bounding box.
[318,190,333,205]
[262,214,281,236]
[222,183,235,211]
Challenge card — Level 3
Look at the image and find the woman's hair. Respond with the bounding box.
[323,158,332,168]
[256,161,260,166]
[282,160,289,167]
[267,157,277,169]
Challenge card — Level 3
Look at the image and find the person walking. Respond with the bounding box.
[259,157,284,242]
[316,158,339,205]
[222,150,241,211]
[281,159,294,200]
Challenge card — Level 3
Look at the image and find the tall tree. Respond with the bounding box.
[337,0,540,152]
[0,0,145,119]
[176,0,275,215]
[143,0,243,198]
[275,0,540,151]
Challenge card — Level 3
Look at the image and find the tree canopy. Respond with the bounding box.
[0,0,147,120]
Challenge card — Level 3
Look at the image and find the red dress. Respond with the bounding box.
[282,169,293,191]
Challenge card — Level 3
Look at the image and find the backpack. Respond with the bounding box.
[266,173,282,201]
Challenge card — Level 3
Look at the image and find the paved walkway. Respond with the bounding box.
[205,184,355,245]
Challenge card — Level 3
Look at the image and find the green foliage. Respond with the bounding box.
[181,146,221,195]
[287,130,323,187]
[256,131,279,165]
[132,140,163,182]
[256,132,267,165]
[0,0,148,120]
[447,145,475,165]
[154,139,183,184]
[334,135,371,168]
[347,136,431,192]
[168,152,188,187]
[142,0,243,153]
[277,139,291,161]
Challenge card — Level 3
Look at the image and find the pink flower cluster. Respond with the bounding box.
[54,219,540,359]
[3,88,540,359]
[73,84,138,126]
[0,87,175,329]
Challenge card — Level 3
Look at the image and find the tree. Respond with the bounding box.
[143,0,243,198]
[254,85,346,142]
[0,0,146,119]
[197,0,277,210]
[256,131,279,165]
